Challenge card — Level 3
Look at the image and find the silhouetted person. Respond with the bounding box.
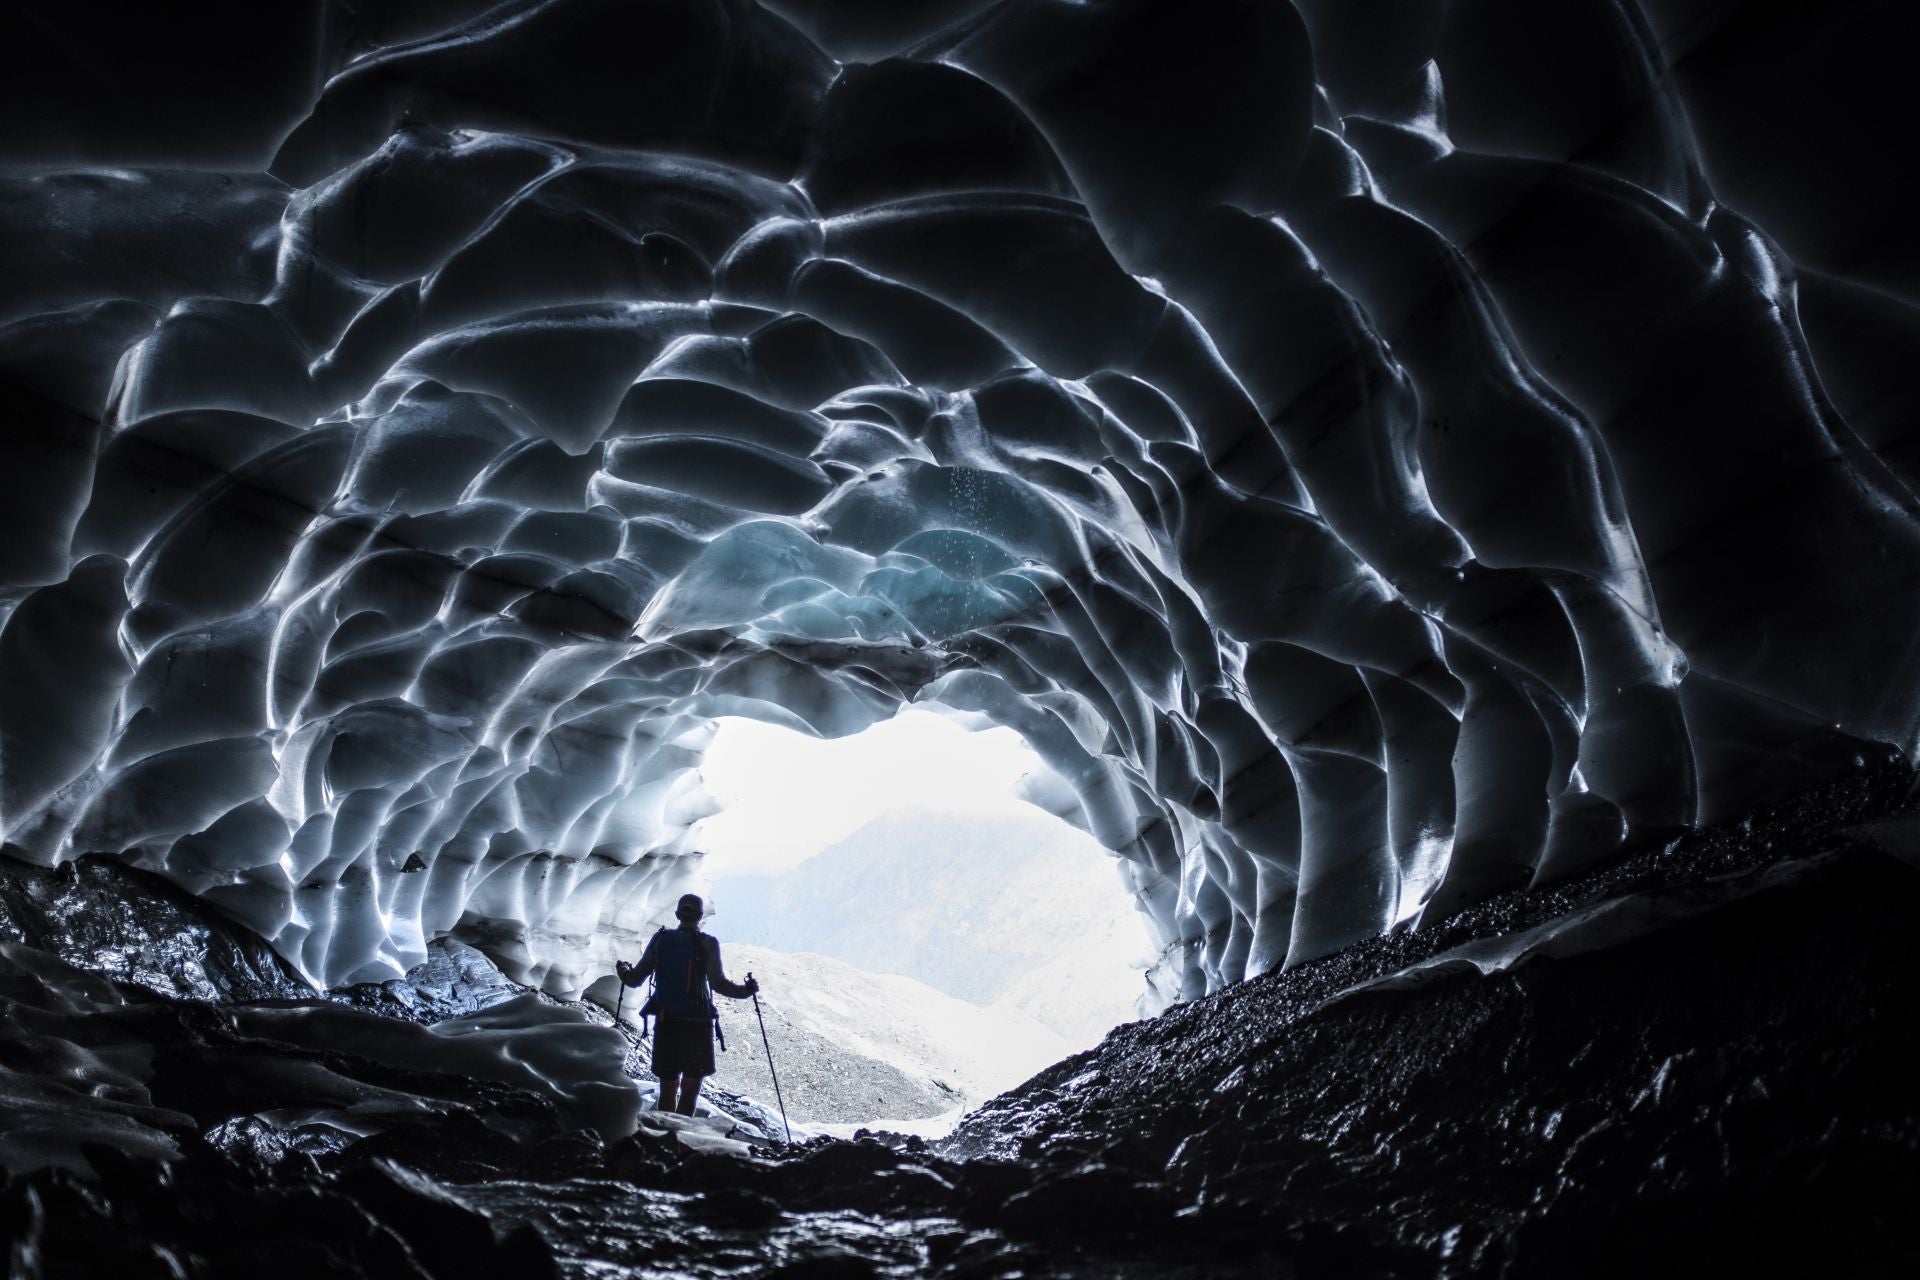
[616,893,758,1116]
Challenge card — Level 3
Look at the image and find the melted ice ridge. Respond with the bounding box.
[2,0,1916,1001]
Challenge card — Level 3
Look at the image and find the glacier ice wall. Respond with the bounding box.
[3,0,1918,1001]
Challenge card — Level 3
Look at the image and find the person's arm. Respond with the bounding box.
[618,930,662,987]
[702,935,758,999]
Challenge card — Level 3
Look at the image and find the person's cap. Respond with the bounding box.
[676,893,704,920]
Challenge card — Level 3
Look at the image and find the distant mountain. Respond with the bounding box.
[701,942,1071,1128]
[706,808,1151,1048]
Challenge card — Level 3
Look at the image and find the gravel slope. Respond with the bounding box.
[700,942,1071,1126]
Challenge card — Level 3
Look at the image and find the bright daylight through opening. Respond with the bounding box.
[683,708,1152,1138]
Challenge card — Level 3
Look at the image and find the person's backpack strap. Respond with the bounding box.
[637,927,668,1036]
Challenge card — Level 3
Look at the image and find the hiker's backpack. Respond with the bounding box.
[643,927,714,1022]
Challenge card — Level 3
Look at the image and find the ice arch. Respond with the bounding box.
[3,0,1918,1002]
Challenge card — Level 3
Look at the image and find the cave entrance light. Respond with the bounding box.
[685,706,1152,1137]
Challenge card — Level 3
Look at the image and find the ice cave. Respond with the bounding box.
[2,0,1917,1274]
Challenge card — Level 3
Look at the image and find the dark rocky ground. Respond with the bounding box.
[5,761,1919,1278]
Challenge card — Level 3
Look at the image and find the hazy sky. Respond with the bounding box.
[690,709,1048,876]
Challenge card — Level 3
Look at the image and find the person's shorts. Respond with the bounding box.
[651,1015,715,1078]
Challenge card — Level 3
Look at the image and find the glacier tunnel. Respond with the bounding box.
[2,0,1917,1274]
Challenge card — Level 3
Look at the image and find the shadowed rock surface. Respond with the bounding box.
[5,767,1916,1276]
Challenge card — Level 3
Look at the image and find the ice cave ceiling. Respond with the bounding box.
[3,0,1917,1006]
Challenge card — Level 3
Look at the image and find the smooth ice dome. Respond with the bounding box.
[3,0,1919,1018]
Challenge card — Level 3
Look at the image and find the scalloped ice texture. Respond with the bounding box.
[2,0,1917,1000]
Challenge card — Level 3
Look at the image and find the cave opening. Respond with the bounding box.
[680,707,1152,1136]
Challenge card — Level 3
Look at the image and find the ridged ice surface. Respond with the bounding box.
[3,0,1917,997]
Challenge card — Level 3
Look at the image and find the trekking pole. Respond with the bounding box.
[747,974,791,1145]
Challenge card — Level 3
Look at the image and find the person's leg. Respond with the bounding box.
[656,1075,680,1112]
[676,1075,703,1116]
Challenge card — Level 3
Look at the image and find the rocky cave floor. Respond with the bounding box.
[6,763,1919,1279]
